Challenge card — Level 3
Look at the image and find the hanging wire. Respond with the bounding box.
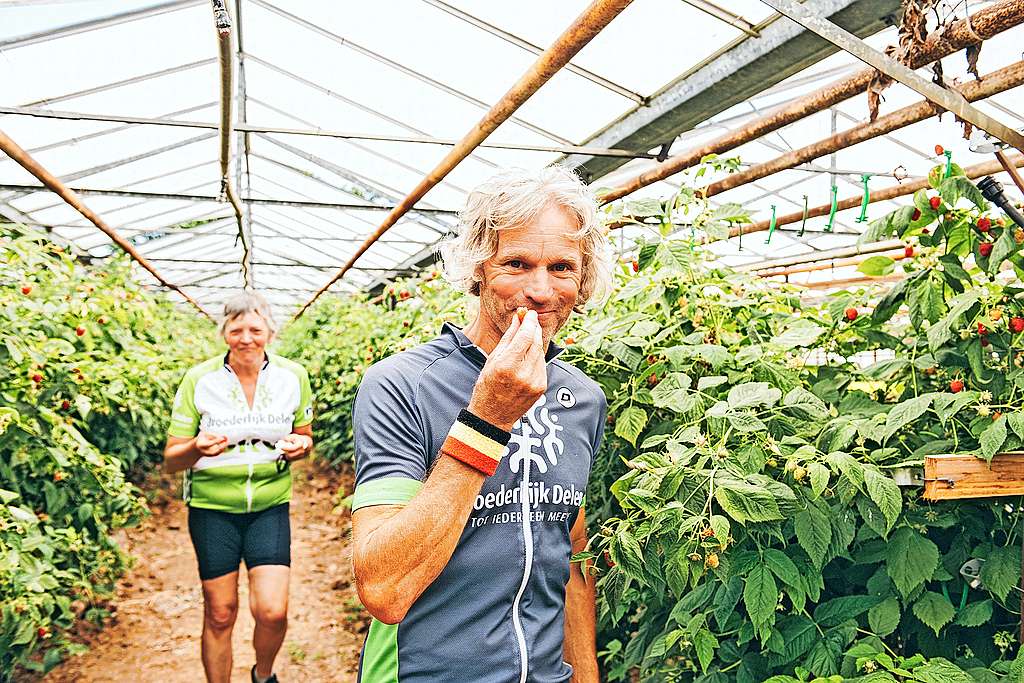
[856,174,871,223]
[798,194,809,237]
[764,204,778,244]
[825,184,839,233]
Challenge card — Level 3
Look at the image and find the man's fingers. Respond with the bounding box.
[491,310,523,357]
[504,310,540,359]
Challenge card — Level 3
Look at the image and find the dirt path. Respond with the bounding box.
[29,463,367,682]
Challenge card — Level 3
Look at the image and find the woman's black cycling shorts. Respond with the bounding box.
[187,502,290,581]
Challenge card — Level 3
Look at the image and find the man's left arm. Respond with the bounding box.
[564,506,599,683]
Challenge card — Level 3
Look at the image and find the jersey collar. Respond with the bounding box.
[441,322,564,368]
[222,351,270,373]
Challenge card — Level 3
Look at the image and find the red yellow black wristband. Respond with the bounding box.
[441,409,511,476]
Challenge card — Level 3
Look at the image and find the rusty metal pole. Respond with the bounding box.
[598,0,1024,204]
[703,61,1024,198]
[212,0,252,288]
[731,153,1024,238]
[294,0,634,320]
[738,239,905,272]
[0,129,213,320]
[996,150,1024,195]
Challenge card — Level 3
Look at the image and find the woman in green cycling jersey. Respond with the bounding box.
[164,291,314,683]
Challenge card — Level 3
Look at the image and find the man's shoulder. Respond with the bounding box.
[360,336,460,396]
[550,359,607,408]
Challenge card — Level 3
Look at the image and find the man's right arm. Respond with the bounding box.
[351,455,485,624]
[351,310,547,624]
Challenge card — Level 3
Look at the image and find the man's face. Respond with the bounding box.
[477,204,584,350]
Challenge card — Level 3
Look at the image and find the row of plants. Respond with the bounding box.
[0,225,214,676]
[285,159,1024,681]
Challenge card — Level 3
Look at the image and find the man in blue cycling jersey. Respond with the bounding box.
[351,167,612,682]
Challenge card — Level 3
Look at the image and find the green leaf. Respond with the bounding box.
[763,549,801,588]
[794,504,831,568]
[980,544,1019,601]
[614,406,648,446]
[808,462,829,497]
[774,320,825,349]
[783,387,829,421]
[913,591,955,636]
[907,272,946,328]
[980,414,1008,463]
[863,466,902,534]
[1008,412,1024,440]
[710,514,730,547]
[939,175,989,211]
[858,255,896,276]
[954,599,993,627]
[872,278,910,324]
[886,526,940,598]
[814,595,882,628]
[884,394,935,438]
[697,375,728,391]
[728,382,782,409]
[913,658,975,683]
[612,529,646,583]
[715,481,783,524]
[868,596,901,636]
[988,227,1017,275]
[743,565,778,629]
[0,488,19,504]
[693,628,718,673]
[927,289,981,352]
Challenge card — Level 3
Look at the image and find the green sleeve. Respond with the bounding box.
[294,366,313,428]
[168,372,200,438]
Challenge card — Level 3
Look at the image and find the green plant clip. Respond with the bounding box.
[825,184,838,233]
[738,220,743,251]
[944,150,953,179]
[798,194,809,237]
[856,174,871,223]
[765,205,777,244]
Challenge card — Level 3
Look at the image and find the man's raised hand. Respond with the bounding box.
[469,309,547,431]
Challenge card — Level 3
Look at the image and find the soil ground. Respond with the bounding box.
[21,462,367,683]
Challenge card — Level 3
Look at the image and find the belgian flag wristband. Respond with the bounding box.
[441,409,512,476]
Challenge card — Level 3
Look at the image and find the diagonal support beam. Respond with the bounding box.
[0,128,211,319]
[760,0,1024,152]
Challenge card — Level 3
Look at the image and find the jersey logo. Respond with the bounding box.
[555,387,576,409]
[507,395,565,474]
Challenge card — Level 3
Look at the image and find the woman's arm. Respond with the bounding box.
[163,433,227,473]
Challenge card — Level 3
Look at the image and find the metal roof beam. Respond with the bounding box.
[679,0,760,37]
[0,0,205,51]
[560,0,902,181]
[250,0,573,146]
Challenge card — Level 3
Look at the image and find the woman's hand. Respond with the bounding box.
[277,434,313,461]
[195,431,229,457]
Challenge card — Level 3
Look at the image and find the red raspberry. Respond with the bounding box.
[929,196,942,210]
[904,246,914,258]
[75,326,86,337]
[934,144,945,155]
[21,284,32,295]
[845,308,858,321]
[978,217,992,232]
[912,208,921,221]
[631,260,639,273]
[978,323,989,336]
[949,379,964,393]
[1011,317,1024,333]
[980,242,994,257]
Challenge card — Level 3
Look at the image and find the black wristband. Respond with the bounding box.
[458,409,512,446]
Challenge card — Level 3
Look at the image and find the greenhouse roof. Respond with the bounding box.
[1,0,1022,320]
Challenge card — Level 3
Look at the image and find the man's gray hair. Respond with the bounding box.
[218,291,277,337]
[440,166,612,308]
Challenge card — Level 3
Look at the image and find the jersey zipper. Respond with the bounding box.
[512,419,534,683]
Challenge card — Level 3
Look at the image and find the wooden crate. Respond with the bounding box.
[924,452,1024,500]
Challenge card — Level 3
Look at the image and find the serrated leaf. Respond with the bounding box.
[763,549,800,588]
[868,596,901,636]
[980,544,1019,600]
[783,387,829,421]
[808,462,829,497]
[614,406,648,446]
[912,658,974,683]
[954,599,993,627]
[697,375,728,391]
[794,504,831,568]
[813,594,882,627]
[743,565,778,629]
[864,466,902,533]
[884,394,935,438]
[886,526,939,598]
[859,255,896,276]
[693,628,718,673]
[989,227,1017,275]
[774,320,825,349]
[1008,412,1024,440]
[728,382,782,409]
[715,481,783,524]
[980,414,1008,463]
[913,591,955,636]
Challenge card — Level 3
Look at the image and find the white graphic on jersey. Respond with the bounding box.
[508,395,565,474]
[556,386,576,408]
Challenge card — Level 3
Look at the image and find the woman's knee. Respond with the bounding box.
[253,603,288,629]
[204,599,239,631]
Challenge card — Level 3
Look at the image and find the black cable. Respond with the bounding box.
[978,176,1024,230]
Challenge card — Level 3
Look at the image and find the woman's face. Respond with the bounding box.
[223,311,272,361]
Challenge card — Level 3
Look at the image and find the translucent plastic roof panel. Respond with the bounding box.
[2,0,1021,319]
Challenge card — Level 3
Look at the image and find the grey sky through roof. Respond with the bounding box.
[1,0,1021,320]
